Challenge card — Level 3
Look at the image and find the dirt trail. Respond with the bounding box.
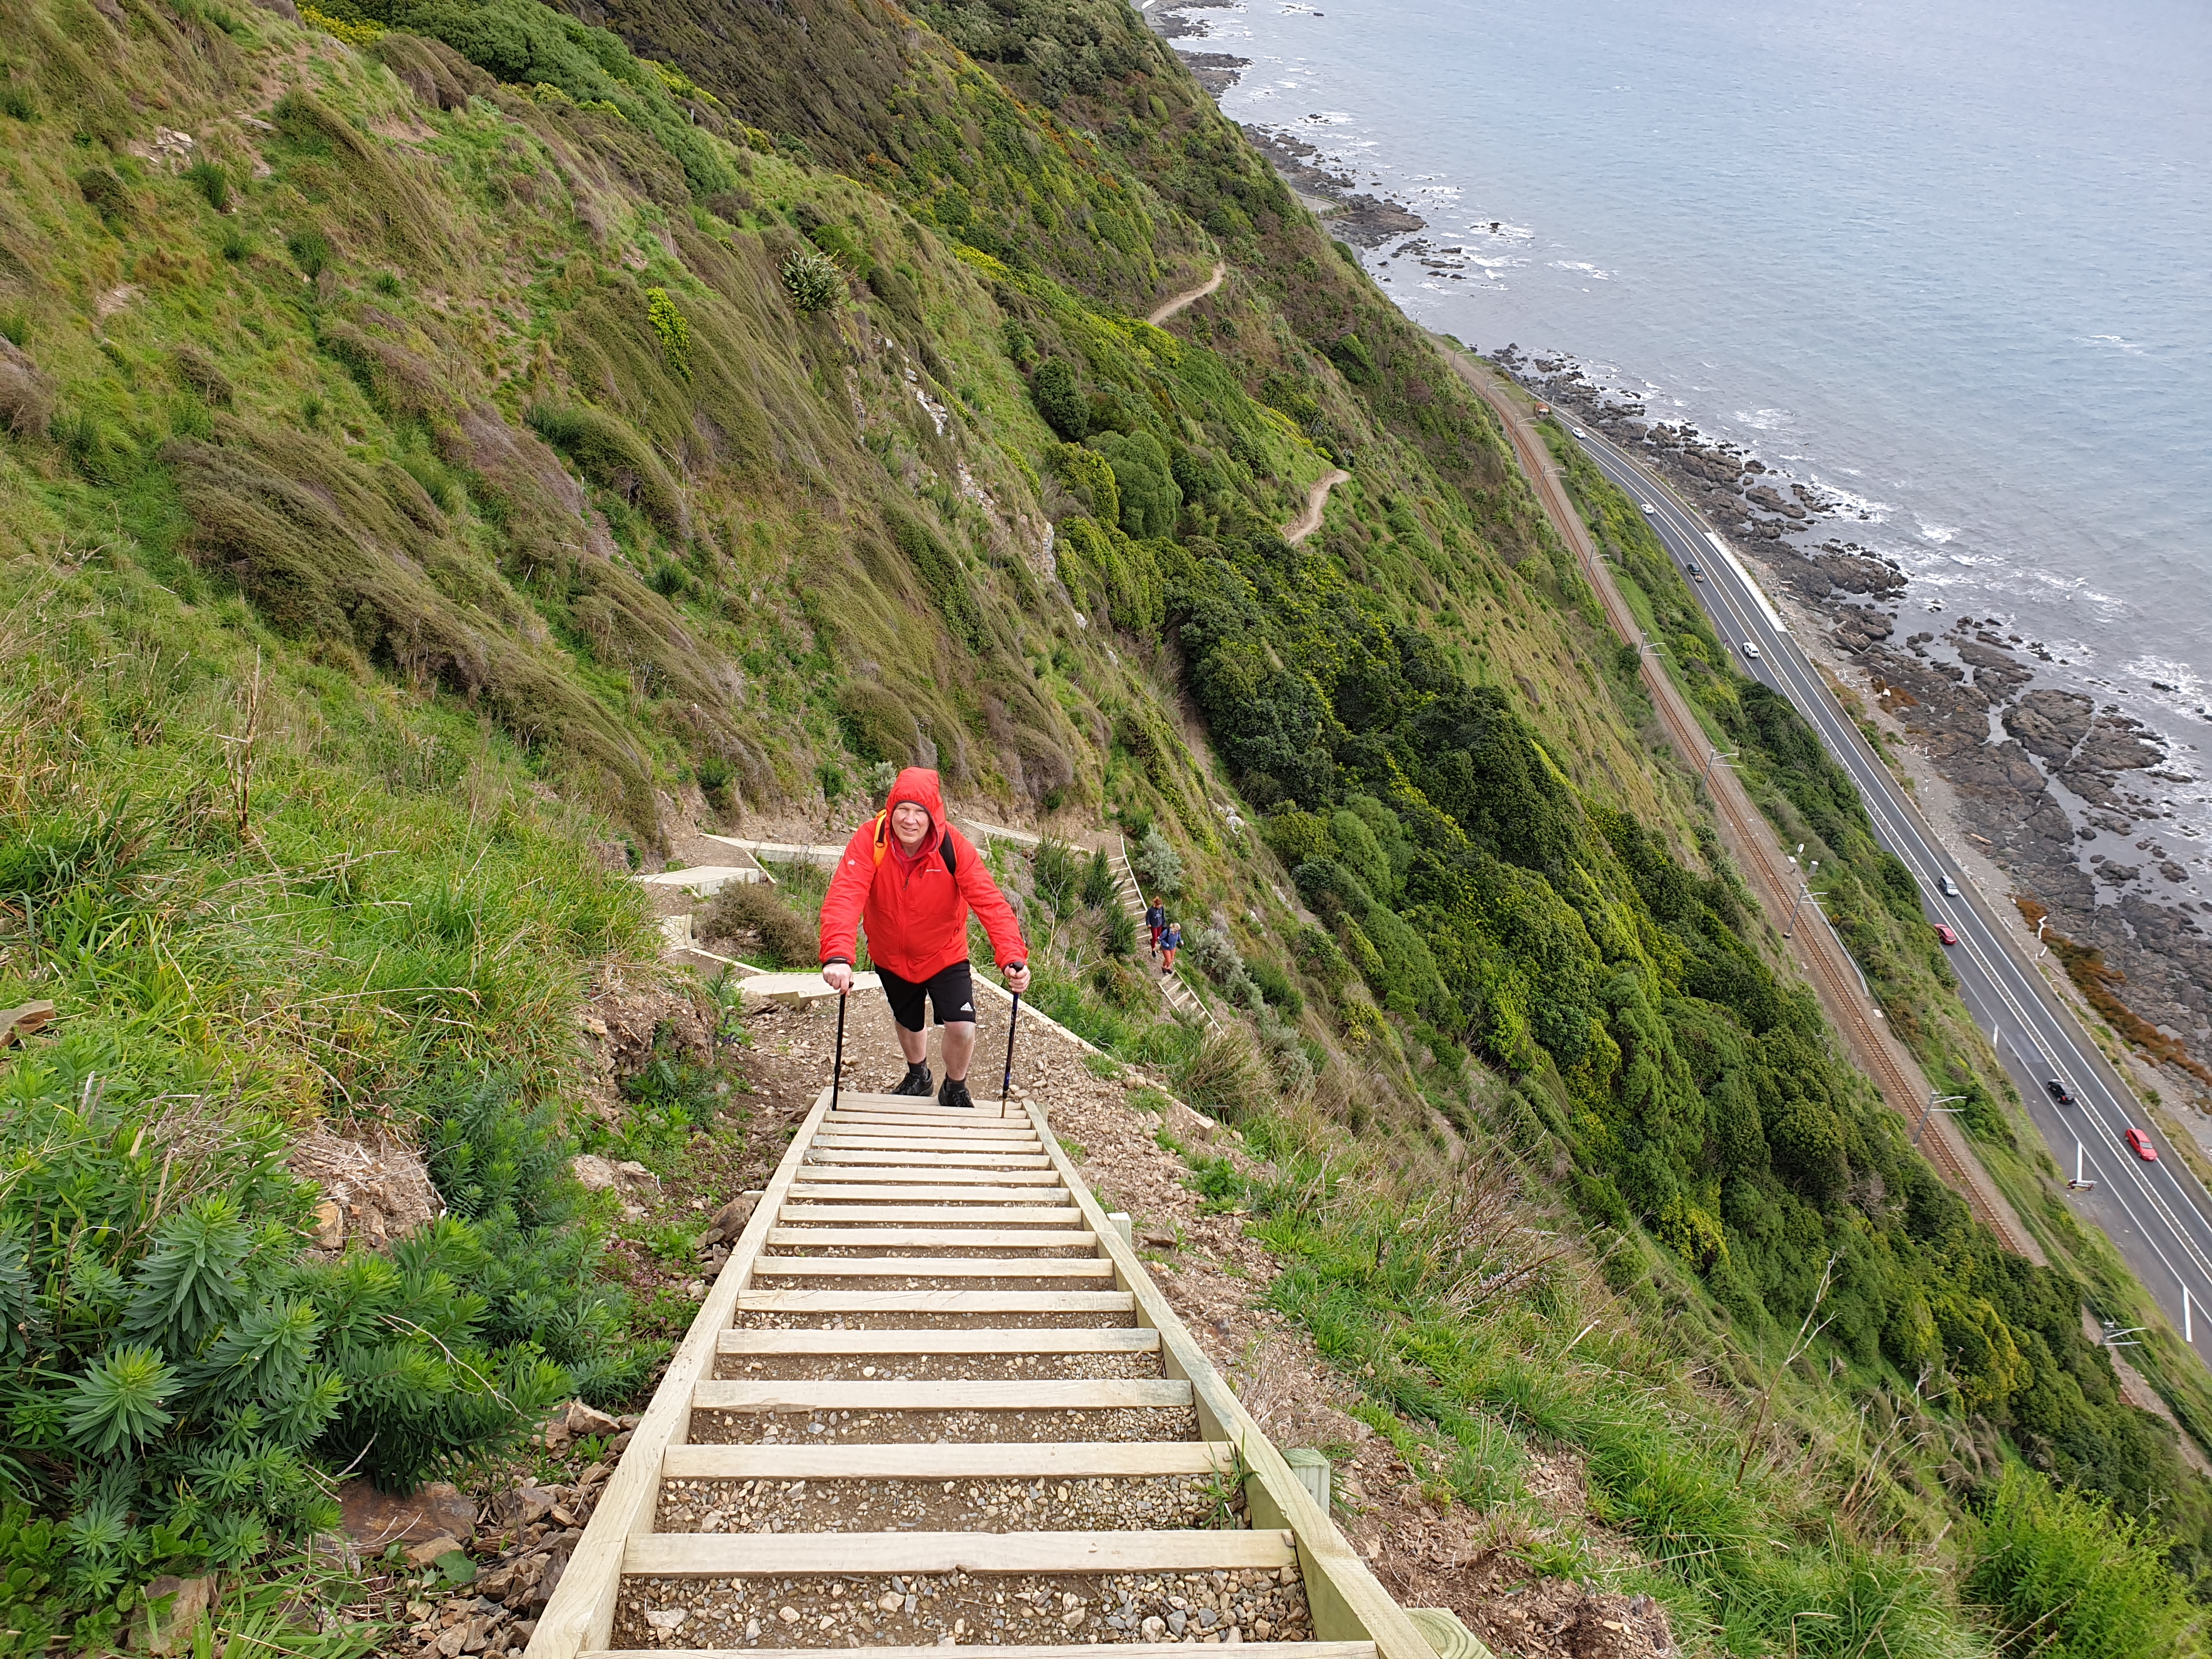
[1443,345,2041,1262]
[1146,261,1226,325]
[1282,469,1350,545]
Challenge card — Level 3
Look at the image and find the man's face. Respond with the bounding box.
[891,799,932,848]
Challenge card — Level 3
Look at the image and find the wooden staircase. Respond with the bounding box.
[1113,839,1220,1035]
[524,1085,1434,1659]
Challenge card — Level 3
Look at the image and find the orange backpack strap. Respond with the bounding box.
[870,811,889,866]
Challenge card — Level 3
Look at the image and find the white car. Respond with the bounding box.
[1571,427,1587,438]
[1639,502,1656,515]
[1742,641,1762,660]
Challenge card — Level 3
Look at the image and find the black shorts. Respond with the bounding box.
[878,962,977,1030]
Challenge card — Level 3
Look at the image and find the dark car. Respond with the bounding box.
[2125,1127,2158,1163]
[2045,1079,2075,1107]
[1934,923,1959,946]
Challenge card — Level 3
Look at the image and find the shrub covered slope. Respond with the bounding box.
[0,0,2204,1649]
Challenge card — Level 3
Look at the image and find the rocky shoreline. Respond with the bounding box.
[1138,2,2212,1100]
[1500,349,2212,1102]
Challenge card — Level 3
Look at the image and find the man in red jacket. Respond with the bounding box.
[819,768,1030,1109]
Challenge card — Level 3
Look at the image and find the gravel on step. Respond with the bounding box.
[688,1406,1201,1446]
[611,1566,1311,1649]
[655,1474,1231,1533]
[714,1352,1160,1383]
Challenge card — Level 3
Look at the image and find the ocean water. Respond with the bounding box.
[1166,0,2212,839]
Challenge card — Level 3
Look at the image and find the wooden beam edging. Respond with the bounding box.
[1023,1102,1443,1659]
[526,1086,836,1659]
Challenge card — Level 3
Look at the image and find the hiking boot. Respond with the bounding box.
[890,1062,933,1097]
[939,1076,974,1110]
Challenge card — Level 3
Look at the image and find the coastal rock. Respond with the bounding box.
[2003,689,2094,763]
[2076,715,2164,774]
[1953,639,2032,695]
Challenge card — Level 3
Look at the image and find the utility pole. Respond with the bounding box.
[1914,1093,1966,1147]
[1784,857,1823,940]
[1704,747,1739,786]
[2067,1140,2097,1192]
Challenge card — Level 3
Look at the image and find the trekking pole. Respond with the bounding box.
[829,986,848,1113]
[1000,989,1023,1107]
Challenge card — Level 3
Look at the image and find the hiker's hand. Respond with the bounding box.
[821,962,853,994]
[1005,962,1031,995]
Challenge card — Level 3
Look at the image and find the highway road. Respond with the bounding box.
[1570,423,2212,1354]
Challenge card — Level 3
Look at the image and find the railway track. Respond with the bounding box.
[526,1084,1448,1659]
[1451,357,2039,1261]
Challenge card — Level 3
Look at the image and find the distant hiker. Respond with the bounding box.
[819,768,1029,1110]
[1144,896,1167,955]
[1158,921,1182,975]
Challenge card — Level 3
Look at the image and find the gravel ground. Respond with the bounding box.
[687,1406,1201,1446]
[611,1567,1311,1649]
[654,1475,1232,1534]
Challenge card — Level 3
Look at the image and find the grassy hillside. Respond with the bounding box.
[0,0,2204,1651]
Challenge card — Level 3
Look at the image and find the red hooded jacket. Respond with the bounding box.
[817,768,1028,984]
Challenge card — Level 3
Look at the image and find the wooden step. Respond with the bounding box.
[663,1440,1229,1480]
[805,1148,1053,1168]
[693,1379,1192,1412]
[736,1289,1134,1314]
[821,1092,1015,1117]
[788,1166,1063,1186]
[776,1205,1085,1224]
[592,1643,1369,1659]
[718,1327,1160,1356]
[623,1527,1298,1577]
[751,1256,1113,1279]
[814,1131,1042,1150]
[786,1183,1068,1204]
[765,1227,1097,1248]
[822,1111,1024,1131]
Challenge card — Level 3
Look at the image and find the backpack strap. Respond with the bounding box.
[871,812,958,877]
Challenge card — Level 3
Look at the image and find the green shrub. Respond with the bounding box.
[528,402,687,538]
[76,166,128,227]
[0,308,26,348]
[183,160,230,212]
[618,1023,722,1132]
[0,86,37,122]
[1081,846,1117,910]
[1248,957,1304,1017]
[699,878,817,968]
[1032,837,1082,919]
[1030,359,1087,440]
[643,286,691,373]
[286,227,334,279]
[1100,906,1137,960]
[1966,1469,2194,1658]
[0,1041,564,1624]
[778,247,844,314]
[1131,826,1183,895]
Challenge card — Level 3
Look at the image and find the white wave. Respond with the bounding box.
[1731,407,1795,432]
[1915,517,1958,544]
[1298,110,1353,125]
[2075,334,2148,354]
[1802,474,1893,522]
[1549,259,1612,279]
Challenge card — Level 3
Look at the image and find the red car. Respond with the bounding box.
[1934,924,1959,946]
[2125,1127,2158,1163]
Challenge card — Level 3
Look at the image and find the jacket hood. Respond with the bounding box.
[884,767,947,847]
